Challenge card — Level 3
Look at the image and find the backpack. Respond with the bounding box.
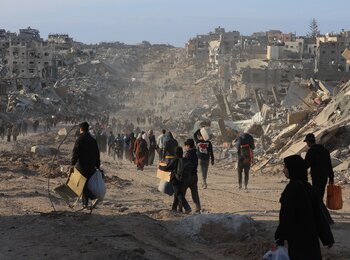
[176,158,194,181]
[240,144,253,165]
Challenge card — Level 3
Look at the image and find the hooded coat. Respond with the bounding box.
[163,132,178,158]
[275,155,334,260]
[72,132,100,179]
[134,133,148,170]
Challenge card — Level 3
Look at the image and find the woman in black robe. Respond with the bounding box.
[275,154,334,260]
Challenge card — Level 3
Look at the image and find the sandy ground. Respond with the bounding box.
[0,129,349,260]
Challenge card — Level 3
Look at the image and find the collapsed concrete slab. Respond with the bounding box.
[279,117,350,159]
[287,110,309,125]
[272,124,299,143]
[334,160,350,172]
[282,81,312,108]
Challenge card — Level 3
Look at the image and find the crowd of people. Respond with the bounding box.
[70,118,336,259]
[0,120,27,142]
[0,111,336,259]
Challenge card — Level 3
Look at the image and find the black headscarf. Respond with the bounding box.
[175,146,183,158]
[167,131,174,139]
[284,155,308,182]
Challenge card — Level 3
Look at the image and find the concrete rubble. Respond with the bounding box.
[1,27,350,186]
[1,32,176,121]
[154,66,350,186]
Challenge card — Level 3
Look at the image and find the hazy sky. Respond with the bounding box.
[1,0,349,47]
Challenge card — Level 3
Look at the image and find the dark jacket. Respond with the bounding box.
[149,135,157,150]
[275,155,334,260]
[107,134,115,146]
[305,144,334,184]
[163,133,178,157]
[193,130,214,162]
[72,132,100,179]
[184,148,198,175]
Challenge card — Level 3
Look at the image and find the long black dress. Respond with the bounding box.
[275,155,334,260]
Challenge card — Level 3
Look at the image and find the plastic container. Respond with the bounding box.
[326,184,343,210]
[200,127,211,141]
[158,180,174,196]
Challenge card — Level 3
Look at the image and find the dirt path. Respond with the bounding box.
[0,131,349,259]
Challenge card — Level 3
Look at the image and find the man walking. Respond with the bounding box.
[194,129,214,189]
[107,131,115,156]
[236,132,255,190]
[114,133,124,160]
[157,129,166,162]
[304,133,334,224]
[148,129,157,165]
[71,122,100,208]
[183,138,201,213]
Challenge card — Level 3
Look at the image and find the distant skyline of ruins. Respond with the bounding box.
[1,0,349,46]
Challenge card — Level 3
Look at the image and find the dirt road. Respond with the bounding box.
[0,130,349,259]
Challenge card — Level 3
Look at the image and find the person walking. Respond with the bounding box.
[0,124,4,140]
[163,131,178,164]
[33,120,39,133]
[148,129,157,165]
[12,124,20,141]
[275,154,334,260]
[126,132,136,163]
[157,129,166,162]
[134,133,148,171]
[142,131,150,166]
[159,146,192,213]
[123,134,128,160]
[107,131,115,156]
[304,133,335,225]
[193,129,214,189]
[236,132,255,190]
[100,131,107,153]
[6,124,12,142]
[22,120,28,136]
[114,134,124,160]
[71,122,101,208]
[182,138,201,213]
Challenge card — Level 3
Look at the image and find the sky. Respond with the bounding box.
[1,0,350,47]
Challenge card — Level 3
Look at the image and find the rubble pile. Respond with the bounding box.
[182,70,350,185]
[1,41,177,120]
[213,79,350,183]
[0,131,74,178]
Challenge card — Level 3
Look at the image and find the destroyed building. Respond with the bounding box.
[2,27,56,81]
[0,27,177,117]
[342,47,350,72]
[186,27,240,62]
[267,30,295,44]
[314,31,350,80]
[48,34,73,49]
[5,40,55,79]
